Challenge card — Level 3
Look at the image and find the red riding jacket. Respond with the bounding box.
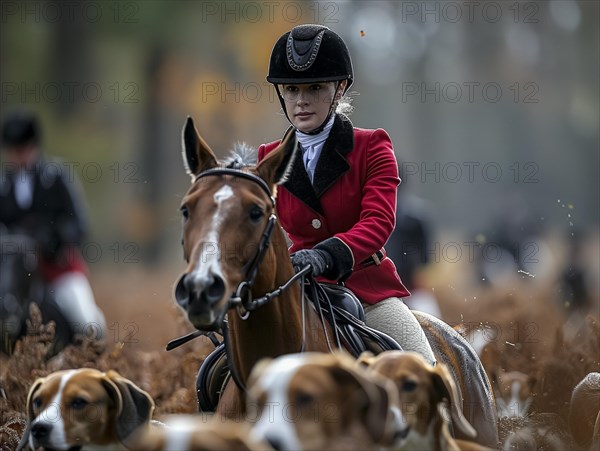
[258,114,410,304]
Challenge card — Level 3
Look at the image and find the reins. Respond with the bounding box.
[229,264,310,312]
[167,168,340,351]
[167,167,343,391]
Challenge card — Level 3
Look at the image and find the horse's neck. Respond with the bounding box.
[226,227,307,382]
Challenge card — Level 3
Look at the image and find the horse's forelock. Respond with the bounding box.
[224,142,257,169]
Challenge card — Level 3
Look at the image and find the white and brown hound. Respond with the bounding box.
[130,414,269,451]
[19,368,155,450]
[246,352,399,450]
[358,351,493,450]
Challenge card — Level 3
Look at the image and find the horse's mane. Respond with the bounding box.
[223,142,257,169]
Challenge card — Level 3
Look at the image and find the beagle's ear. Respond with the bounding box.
[362,374,399,445]
[436,402,461,448]
[182,116,218,179]
[16,377,47,451]
[25,377,45,421]
[431,363,476,439]
[256,127,298,190]
[101,370,155,443]
[331,363,398,445]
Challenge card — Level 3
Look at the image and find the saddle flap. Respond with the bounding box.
[196,344,229,412]
[312,283,402,357]
[319,283,365,322]
[333,308,403,356]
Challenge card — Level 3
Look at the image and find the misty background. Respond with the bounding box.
[1,1,598,345]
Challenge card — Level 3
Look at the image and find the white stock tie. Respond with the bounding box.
[296,114,336,184]
[303,145,319,183]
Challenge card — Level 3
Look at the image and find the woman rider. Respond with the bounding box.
[258,24,435,365]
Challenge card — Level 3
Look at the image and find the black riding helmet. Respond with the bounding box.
[1,111,40,149]
[267,24,354,134]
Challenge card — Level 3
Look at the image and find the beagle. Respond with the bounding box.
[246,352,399,451]
[19,368,155,450]
[129,414,270,451]
[358,351,493,451]
[492,370,535,418]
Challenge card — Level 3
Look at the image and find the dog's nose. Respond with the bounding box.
[31,422,51,440]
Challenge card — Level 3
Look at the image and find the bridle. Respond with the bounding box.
[168,166,316,341]
[190,168,315,318]
[193,168,279,316]
[168,166,342,391]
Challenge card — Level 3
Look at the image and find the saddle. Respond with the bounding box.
[317,283,402,355]
[196,282,401,412]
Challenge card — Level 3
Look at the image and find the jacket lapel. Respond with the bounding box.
[281,114,354,213]
[283,142,324,214]
[312,114,354,197]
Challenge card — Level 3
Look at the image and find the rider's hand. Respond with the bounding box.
[290,249,333,277]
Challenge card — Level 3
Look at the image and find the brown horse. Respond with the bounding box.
[174,117,337,419]
[174,117,498,447]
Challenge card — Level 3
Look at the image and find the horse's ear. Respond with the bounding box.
[181,116,218,178]
[330,361,398,445]
[256,128,298,188]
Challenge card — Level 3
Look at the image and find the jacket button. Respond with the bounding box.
[311,219,322,229]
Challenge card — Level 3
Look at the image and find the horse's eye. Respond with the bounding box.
[180,205,189,221]
[402,380,418,392]
[249,206,264,222]
[70,397,89,409]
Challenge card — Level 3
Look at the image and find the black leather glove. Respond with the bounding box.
[290,249,333,277]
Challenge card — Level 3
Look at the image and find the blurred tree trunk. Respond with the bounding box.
[138,42,165,265]
[53,0,90,117]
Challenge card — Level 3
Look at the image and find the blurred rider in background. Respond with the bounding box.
[0,111,106,338]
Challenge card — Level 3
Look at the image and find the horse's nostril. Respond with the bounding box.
[266,436,284,451]
[175,273,225,307]
[174,274,190,305]
[184,273,198,294]
[205,276,225,305]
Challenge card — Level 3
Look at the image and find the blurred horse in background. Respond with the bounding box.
[0,227,74,355]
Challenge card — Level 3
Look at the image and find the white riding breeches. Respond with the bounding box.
[363,297,436,366]
[51,272,106,339]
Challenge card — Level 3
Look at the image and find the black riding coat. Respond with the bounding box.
[0,157,87,258]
